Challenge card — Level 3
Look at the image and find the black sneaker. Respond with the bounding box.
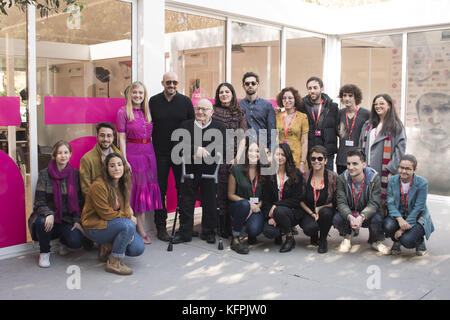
[231,237,249,254]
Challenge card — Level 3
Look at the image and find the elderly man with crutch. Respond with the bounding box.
[170,99,226,246]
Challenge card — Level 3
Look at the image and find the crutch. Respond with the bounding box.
[167,154,194,252]
[200,152,223,250]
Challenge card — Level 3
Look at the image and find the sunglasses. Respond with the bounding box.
[244,81,258,87]
[165,80,178,86]
[311,156,324,162]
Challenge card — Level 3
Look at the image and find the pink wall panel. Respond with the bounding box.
[0,97,21,126]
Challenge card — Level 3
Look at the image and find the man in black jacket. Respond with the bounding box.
[149,72,195,241]
[302,76,339,172]
[171,99,226,244]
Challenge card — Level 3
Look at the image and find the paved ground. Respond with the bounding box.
[0,195,449,300]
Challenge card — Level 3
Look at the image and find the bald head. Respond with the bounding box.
[162,72,179,99]
[195,99,214,124]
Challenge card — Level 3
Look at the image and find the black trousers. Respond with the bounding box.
[154,153,182,229]
[297,206,335,238]
[263,206,296,239]
[178,177,217,238]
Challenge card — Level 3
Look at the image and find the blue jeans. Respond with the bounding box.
[383,216,426,249]
[228,200,264,238]
[333,212,384,244]
[84,218,145,259]
[33,216,84,253]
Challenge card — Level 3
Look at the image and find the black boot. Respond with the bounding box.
[231,236,249,254]
[157,228,170,242]
[318,235,328,254]
[280,235,295,253]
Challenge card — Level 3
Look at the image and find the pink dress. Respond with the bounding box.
[116,107,162,213]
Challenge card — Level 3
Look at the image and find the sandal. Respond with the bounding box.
[142,235,152,245]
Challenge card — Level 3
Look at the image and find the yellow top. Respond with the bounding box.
[276,111,309,168]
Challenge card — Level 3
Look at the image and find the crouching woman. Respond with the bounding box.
[82,152,144,275]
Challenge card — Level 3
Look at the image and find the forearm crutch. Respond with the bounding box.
[201,152,223,250]
[167,154,194,252]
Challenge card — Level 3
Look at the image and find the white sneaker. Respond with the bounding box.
[371,241,391,255]
[38,253,51,268]
[58,243,69,256]
[338,237,352,253]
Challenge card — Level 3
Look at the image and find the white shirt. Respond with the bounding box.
[194,119,212,129]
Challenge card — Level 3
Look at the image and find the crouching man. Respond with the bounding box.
[333,149,390,255]
[383,154,434,256]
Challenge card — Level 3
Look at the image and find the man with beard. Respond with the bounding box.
[239,72,276,155]
[302,77,339,172]
[150,72,195,241]
[79,122,122,198]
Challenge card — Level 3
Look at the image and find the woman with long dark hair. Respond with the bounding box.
[28,140,85,268]
[213,82,248,238]
[82,153,144,275]
[227,139,264,254]
[261,143,303,253]
[298,145,337,253]
[359,93,406,210]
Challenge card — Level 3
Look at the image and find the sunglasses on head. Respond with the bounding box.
[311,156,324,162]
[165,80,178,85]
[244,81,257,87]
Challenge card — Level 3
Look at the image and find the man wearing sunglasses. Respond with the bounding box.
[239,72,276,155]
[333,149,390,255]
[302,76,339,172]
[149,72,195,241]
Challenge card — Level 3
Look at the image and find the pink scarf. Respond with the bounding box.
[47,160,80,223]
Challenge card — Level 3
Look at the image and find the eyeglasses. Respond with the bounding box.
[282,97,295,101]
[244,81,257,87]
[311,156,324,162]
[398,166,414,172]
[165,80,178,86]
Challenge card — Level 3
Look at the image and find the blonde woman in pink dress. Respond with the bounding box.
[117,81,162,244]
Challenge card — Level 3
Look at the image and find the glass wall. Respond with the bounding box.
[35,0,132,168]
[341,35,403,112]
[405,30,450,196]
[231,22,280,100]
[165,10,225,100]
[286,30,324,97]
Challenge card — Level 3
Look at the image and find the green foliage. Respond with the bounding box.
[0,0,85,18]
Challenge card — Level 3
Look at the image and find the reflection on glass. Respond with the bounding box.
[341,35,402,112]
[286,30,324,96]
[165,10,225,100]
[405,30,450,196]
[36,0,132,152]
[231,22,280,100]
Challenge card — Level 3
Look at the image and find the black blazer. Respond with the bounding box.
[261,169,303,219]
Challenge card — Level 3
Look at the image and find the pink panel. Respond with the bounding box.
[69,136,98,170]
[0,96,21,126]
[44,96,126,125]
[0,150,26,248]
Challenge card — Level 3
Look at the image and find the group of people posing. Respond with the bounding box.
[28,71,435,276]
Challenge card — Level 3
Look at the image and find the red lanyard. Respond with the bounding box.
[312,173,324,209]
[283,111,297,138]
[279,173,286,200]
[351,175,365,212]
[400,176,413,212]
[250,174,258,197]
[346,107,359,139]
[311,100,323,128]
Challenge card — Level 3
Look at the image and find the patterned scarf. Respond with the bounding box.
[361,124,391,214]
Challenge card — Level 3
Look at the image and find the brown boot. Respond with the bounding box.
[105,256,133,275]
[98,243,112,263]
